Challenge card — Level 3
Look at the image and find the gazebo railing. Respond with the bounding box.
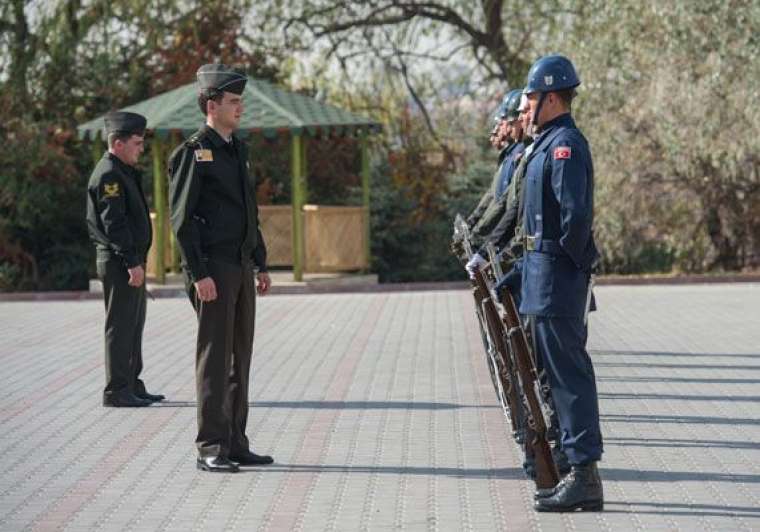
[146,204,368,279]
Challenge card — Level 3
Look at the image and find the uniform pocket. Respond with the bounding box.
[526,252,555,306]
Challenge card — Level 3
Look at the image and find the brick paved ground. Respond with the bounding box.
[0,284,758,531]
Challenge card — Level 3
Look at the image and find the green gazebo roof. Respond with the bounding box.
[77,78,382,140]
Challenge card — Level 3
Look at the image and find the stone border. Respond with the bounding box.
[2,273,760,302]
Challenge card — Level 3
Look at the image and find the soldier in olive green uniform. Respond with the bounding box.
[468,89,525,249]
[465,100,512,229]
[169,64,272,473]
[86,112,164,407]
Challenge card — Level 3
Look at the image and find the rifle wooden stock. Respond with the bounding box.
[472,270,522,435]
[469,280,501,398]
[499,291,559,490]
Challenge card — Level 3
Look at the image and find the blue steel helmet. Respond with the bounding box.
[493,88,523,122]
[493,97,509,122]
[503,89,523,120]
[524,55,580,94]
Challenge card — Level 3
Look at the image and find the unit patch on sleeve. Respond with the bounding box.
[103,182,120,198]
[553,146,572,160]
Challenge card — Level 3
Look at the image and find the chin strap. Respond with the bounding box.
[532,92,547,128]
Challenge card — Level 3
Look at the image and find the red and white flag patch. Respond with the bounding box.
[554,146,571,160]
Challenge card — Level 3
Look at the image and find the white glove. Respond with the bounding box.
[465,253,487,279]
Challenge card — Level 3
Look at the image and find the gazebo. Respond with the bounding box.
[77,79,382,282]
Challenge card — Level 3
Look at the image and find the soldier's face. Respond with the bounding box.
[510,118,523,141]
[498,119,510,139]
[211,92,244,129]
[526,92,542,124]
[519,109,532,131]
[115,135,145,166]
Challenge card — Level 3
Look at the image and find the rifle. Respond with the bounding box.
[456,216,558,490]
[498,288,559,490]
[472,268,522,437]
[453,214,517,431]
[452,214,472,262]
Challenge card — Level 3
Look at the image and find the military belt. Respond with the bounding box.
[95,248,147,264]
[524,237,564,256]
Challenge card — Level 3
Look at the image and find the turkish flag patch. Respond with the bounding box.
[554,146,571,160]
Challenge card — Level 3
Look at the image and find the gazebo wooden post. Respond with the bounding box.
[168,132,181,273]
[291,133,306,281]
[91,135,104,166]
[360,131,371,270]
[152,137,166,284]
[301,135,309,204]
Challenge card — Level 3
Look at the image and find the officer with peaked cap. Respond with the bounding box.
[516,55,603,512]
[169,64,272,473]
[86,111,164,407]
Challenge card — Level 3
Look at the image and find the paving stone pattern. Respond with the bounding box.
[1,283,759,531]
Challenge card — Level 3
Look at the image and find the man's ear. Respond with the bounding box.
[207,98,216,116]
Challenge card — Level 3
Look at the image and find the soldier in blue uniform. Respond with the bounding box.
[517,55,604,512]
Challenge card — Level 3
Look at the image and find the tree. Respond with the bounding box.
[254,1,581,157]
[0,0,284,291]
[574,0,760,272]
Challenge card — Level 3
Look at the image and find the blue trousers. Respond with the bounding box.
[533,316,603,465]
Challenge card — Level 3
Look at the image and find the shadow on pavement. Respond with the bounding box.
[239,463,525,480]
[604,436,760,450]
[599,375,760,384]
[599,392,760,403]
[596,362,760,371]
[599,467,760,484]
[603,500,760,519]
[602,413,760,426]
[154,400,496,410]
[234,463,760,486]
[590,350,760,359]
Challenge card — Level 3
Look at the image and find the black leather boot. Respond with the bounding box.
[534,462,603,512]
[553,446,571,475]
[523,456,536,480]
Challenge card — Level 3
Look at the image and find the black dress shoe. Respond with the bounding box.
[229,451,274,465]
[103,390,152,407]
[534,462,603,512]
[136,391,165,402]
[196,456,240,473]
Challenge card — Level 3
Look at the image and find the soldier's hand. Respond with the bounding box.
[127,265,145,287]
[256,272,271,296]
[194,277,217,302]
[465,253,487,280]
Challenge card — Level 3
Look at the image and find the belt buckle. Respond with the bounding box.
[525,236,536,251]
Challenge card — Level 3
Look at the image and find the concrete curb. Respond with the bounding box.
[2,274,760,301]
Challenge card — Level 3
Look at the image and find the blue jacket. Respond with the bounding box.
[519,113,598,318]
